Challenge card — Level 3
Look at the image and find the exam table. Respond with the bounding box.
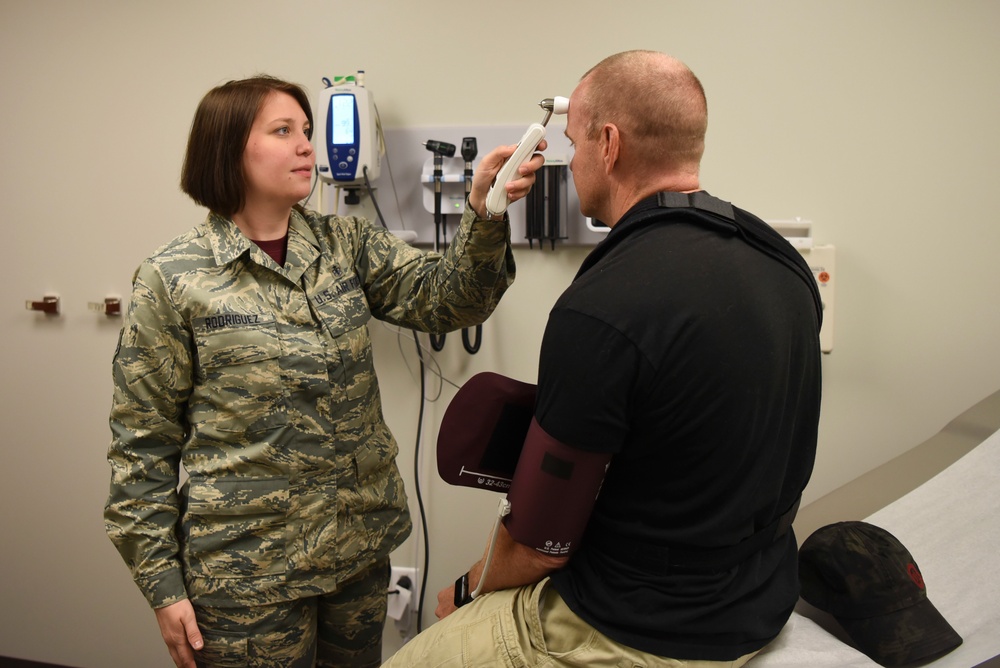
[751,387,1000,667]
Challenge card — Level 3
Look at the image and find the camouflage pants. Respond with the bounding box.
[194,558,389,668]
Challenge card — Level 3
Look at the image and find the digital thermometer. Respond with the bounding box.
[485,96,569,218]
[316,79,381,184]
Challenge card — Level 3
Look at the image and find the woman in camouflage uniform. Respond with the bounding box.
[104,75,543,668]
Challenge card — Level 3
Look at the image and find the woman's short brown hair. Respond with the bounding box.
[180,75,313,218]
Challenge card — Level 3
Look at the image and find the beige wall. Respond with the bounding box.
[1,1,998,665]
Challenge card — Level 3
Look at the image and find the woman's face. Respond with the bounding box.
[241,91,314,211]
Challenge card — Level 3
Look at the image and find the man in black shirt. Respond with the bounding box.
[383,50,822,668]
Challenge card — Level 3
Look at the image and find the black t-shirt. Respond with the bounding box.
[541,194,822,660]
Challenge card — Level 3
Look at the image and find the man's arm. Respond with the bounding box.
[436,523,567,619]
[436,415,611,618]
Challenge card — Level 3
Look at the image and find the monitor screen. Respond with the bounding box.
[331,94,355,145]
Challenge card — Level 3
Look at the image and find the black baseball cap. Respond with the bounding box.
[799,521,962,667]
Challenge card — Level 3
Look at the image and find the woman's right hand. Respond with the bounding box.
[154,599,204,668]
[468,140,548,219]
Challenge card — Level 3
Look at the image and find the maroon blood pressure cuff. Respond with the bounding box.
[437,372,612,557]
[437,372,536,493]
[503,417,611,556]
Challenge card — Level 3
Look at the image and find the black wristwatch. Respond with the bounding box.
[454,572,474,608]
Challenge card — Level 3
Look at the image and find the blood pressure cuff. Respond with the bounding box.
[437,372,611,557]
[503,417,611,557]
[436,372,535,493]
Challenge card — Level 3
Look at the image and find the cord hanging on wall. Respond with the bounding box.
[524,164,569,250]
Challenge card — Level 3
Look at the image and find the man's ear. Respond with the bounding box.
[601,123,620,175]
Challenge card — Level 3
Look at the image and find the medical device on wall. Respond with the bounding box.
[485,96,569,217]
[768,218,836,354]
[316,73,381,185]
[524,162,570,249]
[399,122,608,246]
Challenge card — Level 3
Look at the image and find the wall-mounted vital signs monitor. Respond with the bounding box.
[316,75,381,185]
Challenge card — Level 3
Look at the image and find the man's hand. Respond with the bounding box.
[435,583,459,620]
[154,599,204,668]
[468,140,548,218]
[434,523,568,620]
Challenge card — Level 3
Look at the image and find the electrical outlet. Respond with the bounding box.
[388,566,419,641]
[389,566,418,602]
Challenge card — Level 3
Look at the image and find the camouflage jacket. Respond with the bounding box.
[105,204,514,608]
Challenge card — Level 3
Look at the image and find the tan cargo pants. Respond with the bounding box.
[381,577,759,668]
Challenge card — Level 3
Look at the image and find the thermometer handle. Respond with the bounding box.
[485,123,546,217]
